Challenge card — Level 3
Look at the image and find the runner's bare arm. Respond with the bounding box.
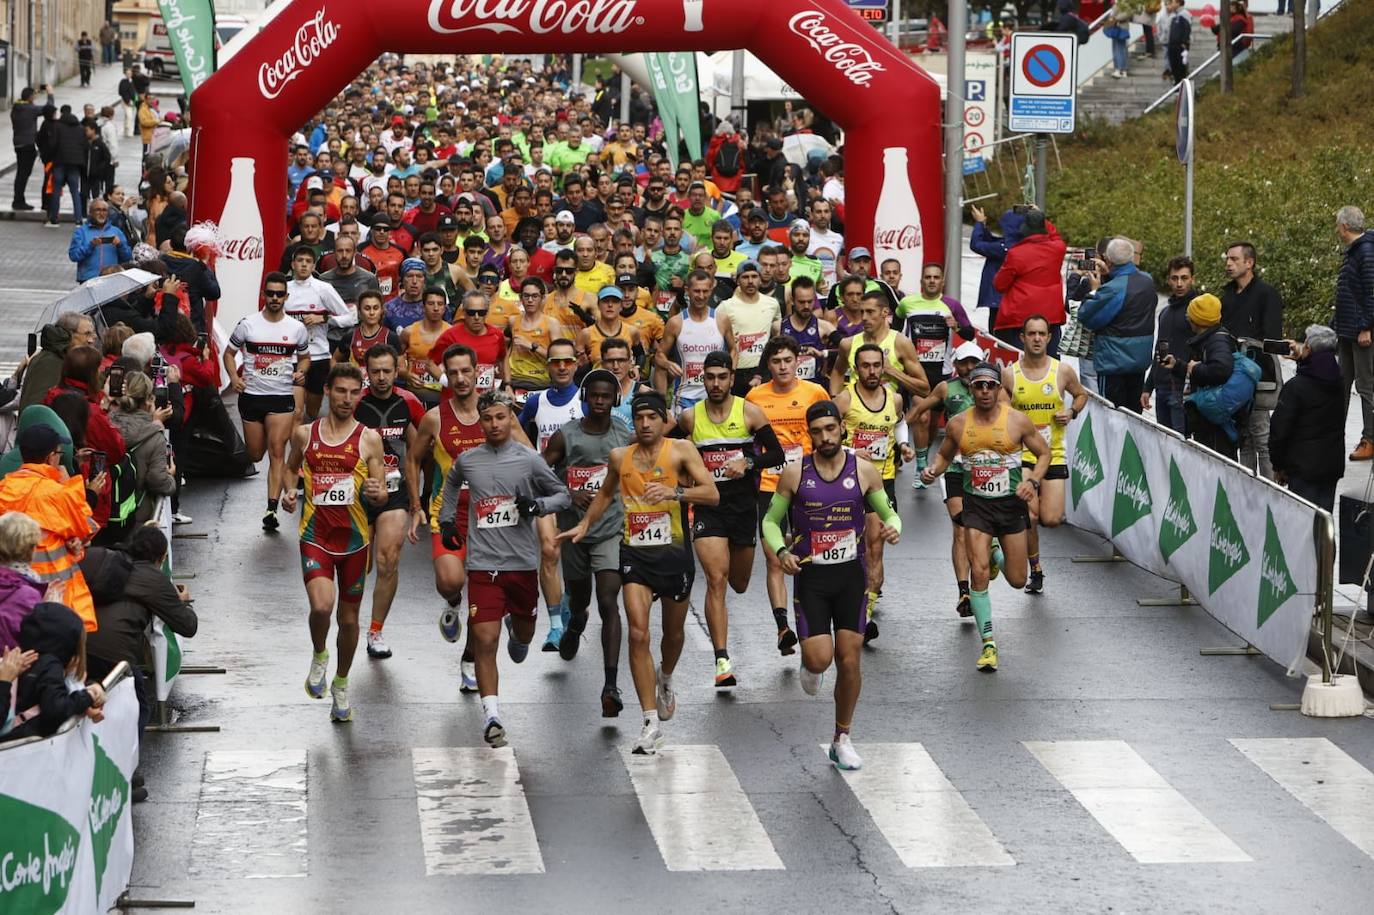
[887,335,931,396]
[673,440,719,507]
[361,428,388,507]
[1016,410,1052,492]
[676,404,695,436]
[558,448,622,541]
[406,409,438,513]
[1060,363,1088,422]
[922,413,964,481]
[280,425,310,512]
[905,381,947,423]
[859,458,902,543]
[828,337,852,395]
[541,429,566,468]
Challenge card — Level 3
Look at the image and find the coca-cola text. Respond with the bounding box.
[787,11,885,88]
[873,225,921,251]
[258,9,341,100]
[428,0,642,36]
[222,236,265,261]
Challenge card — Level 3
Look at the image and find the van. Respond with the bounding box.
[141,19,223,81]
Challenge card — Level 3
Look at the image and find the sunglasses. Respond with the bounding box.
[553,267,575,274]
[478,275,499,284]
[465,309,489,317]
[971,381,1000,391]
[601,356,629,364]
[547,357,576,366]
[263,289,287,299]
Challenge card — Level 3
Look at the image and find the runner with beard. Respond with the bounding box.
[779,276,834,384]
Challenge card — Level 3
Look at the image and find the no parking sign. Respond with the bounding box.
[1009,32,1077,134]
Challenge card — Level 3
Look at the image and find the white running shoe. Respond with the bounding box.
[305,652,328,698]
[171,512,193,525]
[438,604,463,643]
[459,660,478,694]
[330,680,352,723]
[632,719,663,755]
[655,665,676,721]
[484,719,507,748]
[799,660,823,696]
[366,630,392,659]
[829,734,863,770]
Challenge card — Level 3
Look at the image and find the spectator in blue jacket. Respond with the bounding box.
[1077,237,1156,412]
[1335,205,1374,461]
[68,197,131,281]
[968,205,1024,326]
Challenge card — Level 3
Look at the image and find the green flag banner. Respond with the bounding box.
[1065,394,1322,673]
[644,52,702,168]
[643,53,681,170]
[156,0,217,98]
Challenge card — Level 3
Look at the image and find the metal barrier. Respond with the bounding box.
[0,661,131,752]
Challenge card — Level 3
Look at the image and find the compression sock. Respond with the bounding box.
[268,498,279,512]
[834,721,851,741]
[312,649,328,663]
[772,607,789,631]
[481,695,500,724]
[958,579,970,597]
[547,601,560,620]
[604,666,617,689]
[644,710,660,725]
[970,589,994,643]
[866,591,879,619]
[714,648,729,661]
[916,448,928,471]
[991,540,1005,572]
[1029,552,1042,572]
[369,619,383,634]
[331,675,347,689]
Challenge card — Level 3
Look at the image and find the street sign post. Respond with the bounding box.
[1177,78,1195,256]
[1008,33,1078,134]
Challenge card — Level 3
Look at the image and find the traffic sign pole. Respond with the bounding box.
[943,0,966,300]
[1177,79,1195,257]
[1034,134,1048,210]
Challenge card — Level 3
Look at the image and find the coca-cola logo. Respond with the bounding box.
[787,11,885,88]
[874,225,921,250]
[428,0,643,36]
[223,236,265,261]
[258,9,341,101]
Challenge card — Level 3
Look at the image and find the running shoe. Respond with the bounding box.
[799,660,823,696]
[829,733,863,771]
[505,615,530,663]
[171,511,194,525]
[558,611,588,661]
[777,627,798,656]
[542,621,564,652]
[601,685,624,718]
[911,474,927,491]
[438,604,463,643]
[864,619,880,644]
[955,594,973,618]
[484,719,508,748]
[559,595,572,629]
[714,657,737,689]
[655,664,676,721]
[632,719,663,755]
[977,642,999,672]
[262,510,280,533]
[366,630,392,659]
[459,660,478,694]
[1025,569,1045,595]
[329,680,352,723]
[305,652,328,698]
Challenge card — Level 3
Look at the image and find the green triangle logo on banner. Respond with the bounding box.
[1258,507,1297,628]
[1070,413,1104,508]
[1111,431,1152,536]
[0,792,81,913]
[1208,481,1250,594]
[163,622,182,681]
[1159,457,1197,563]
[88,733,129,897]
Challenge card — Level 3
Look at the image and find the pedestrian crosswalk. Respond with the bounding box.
[185,737,1374,877]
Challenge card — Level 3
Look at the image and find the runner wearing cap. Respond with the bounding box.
[614,270,666,382]
[747,335,831,655]
[383,258,429,332]
[428,289,509,394]
[540,369,633,715]
[717,259,783,396]
[543,210,578,255]
[576,286,643,369]
[735,210,771,261]
[761,399,902,771]
[905,341,995,618]
[657,269,732,414]
[559,390,718,755]
[921,361,1050,672]
[1001,315,1086,596]
[437,389,571,748]
[361,218,405,297]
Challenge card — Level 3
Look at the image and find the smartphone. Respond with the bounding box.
[27,332,37,356]
[106,366,125,397]
[90,450,107,477]
[1076,258,1096,271]
[196,332,209,351]
[1262,339,1292,355]
[1155,340,1170,362]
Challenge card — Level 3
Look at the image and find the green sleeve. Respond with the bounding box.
[760,490,793,556]
[866,488,902,534]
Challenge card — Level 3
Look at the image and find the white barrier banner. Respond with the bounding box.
[0,678,140,914]
[1066,397,1318,673]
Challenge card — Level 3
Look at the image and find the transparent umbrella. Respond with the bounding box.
[34,268,161,331]
[781,133,835,168]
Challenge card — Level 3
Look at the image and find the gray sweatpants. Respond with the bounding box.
[1338,336,1374,442]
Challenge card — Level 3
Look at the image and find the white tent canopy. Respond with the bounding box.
[605,51,802,121]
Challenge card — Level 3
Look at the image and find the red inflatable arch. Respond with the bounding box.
[189,0,942,331]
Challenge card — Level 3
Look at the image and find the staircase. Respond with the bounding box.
[1077,13,1294,125]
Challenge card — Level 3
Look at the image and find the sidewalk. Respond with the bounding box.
[0,63,174,223]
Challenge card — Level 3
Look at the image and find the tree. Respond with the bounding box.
[1218,5,1233,93]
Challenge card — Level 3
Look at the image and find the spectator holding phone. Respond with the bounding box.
[1142,255,1198,433]
[106,371,176,529]
[68,196,131,281]
[1269,326,1344,512]
[1159,293,1238,459]
[1078,237,1157,412]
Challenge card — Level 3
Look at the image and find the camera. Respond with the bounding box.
[1155,340,1170,363]
[1012,204,1032,215]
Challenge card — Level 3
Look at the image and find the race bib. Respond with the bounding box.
[702,448,745,482]
[626,510,671,547]
[969,451,1012,497]
[915,336,948,363]
[1036,424,1052,443]
[852,429,890,462]
[253,353,293,378]
[654,290,676,316]
[683,360,704,382]
[312,472,356,506]
[475,495,519,529]
[414,367,440,391]
[476,364,496,391]
[783,443,804,467]
[566,464,608,494]
[379,276,394,296]
[795,354,817,380]
[738,331,768,361]
[383,454,402,492]
[810,529,858,565]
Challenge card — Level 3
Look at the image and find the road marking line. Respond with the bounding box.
[1230,738,1374,859]
[825,742,1014,868]
[412,747,545,875]
[190,749,308,878]
[1024,740,1251,864]
[621,744,784,871]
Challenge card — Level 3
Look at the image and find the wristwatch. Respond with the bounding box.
[743,454,756,471]
[1030,479,1041,491]
[674,485,685,501]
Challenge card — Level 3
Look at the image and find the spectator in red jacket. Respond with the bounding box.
[706,124,747,196]
[992,209,1068,353]
[42,345,126,528]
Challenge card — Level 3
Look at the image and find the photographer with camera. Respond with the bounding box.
[1142,255,1199,433]
[1077,238,1157,412]
[106,370,176,529]
[68,197,131,282]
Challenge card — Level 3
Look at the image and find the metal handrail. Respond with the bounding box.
[0,660,131,752]
[1143,33,1272,114]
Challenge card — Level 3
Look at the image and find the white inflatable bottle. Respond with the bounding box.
[214,157,266,337]
[683,0,704,32]
[871,147,924,287]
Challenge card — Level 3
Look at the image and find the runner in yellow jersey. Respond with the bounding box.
[834,343,915,644]
[1002,315,1087,595]
[922,362,1050,672]
[828,290,929,399]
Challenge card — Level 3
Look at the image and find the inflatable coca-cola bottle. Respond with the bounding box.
[214,157,266,335]
[872,147,924,288]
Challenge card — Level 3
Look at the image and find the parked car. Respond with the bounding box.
[142,20,223,81]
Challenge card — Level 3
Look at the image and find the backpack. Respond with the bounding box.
[715,140,742,177]
[1186,351,1260,442]
[106,431,162,536]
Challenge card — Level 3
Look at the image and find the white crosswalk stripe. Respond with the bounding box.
[827,742,1015,868]
[190,749,308,879]
[1025,740,1252,864]
[621,744,784,871]
[1230,737,1374,860]
[413,747,545,875]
